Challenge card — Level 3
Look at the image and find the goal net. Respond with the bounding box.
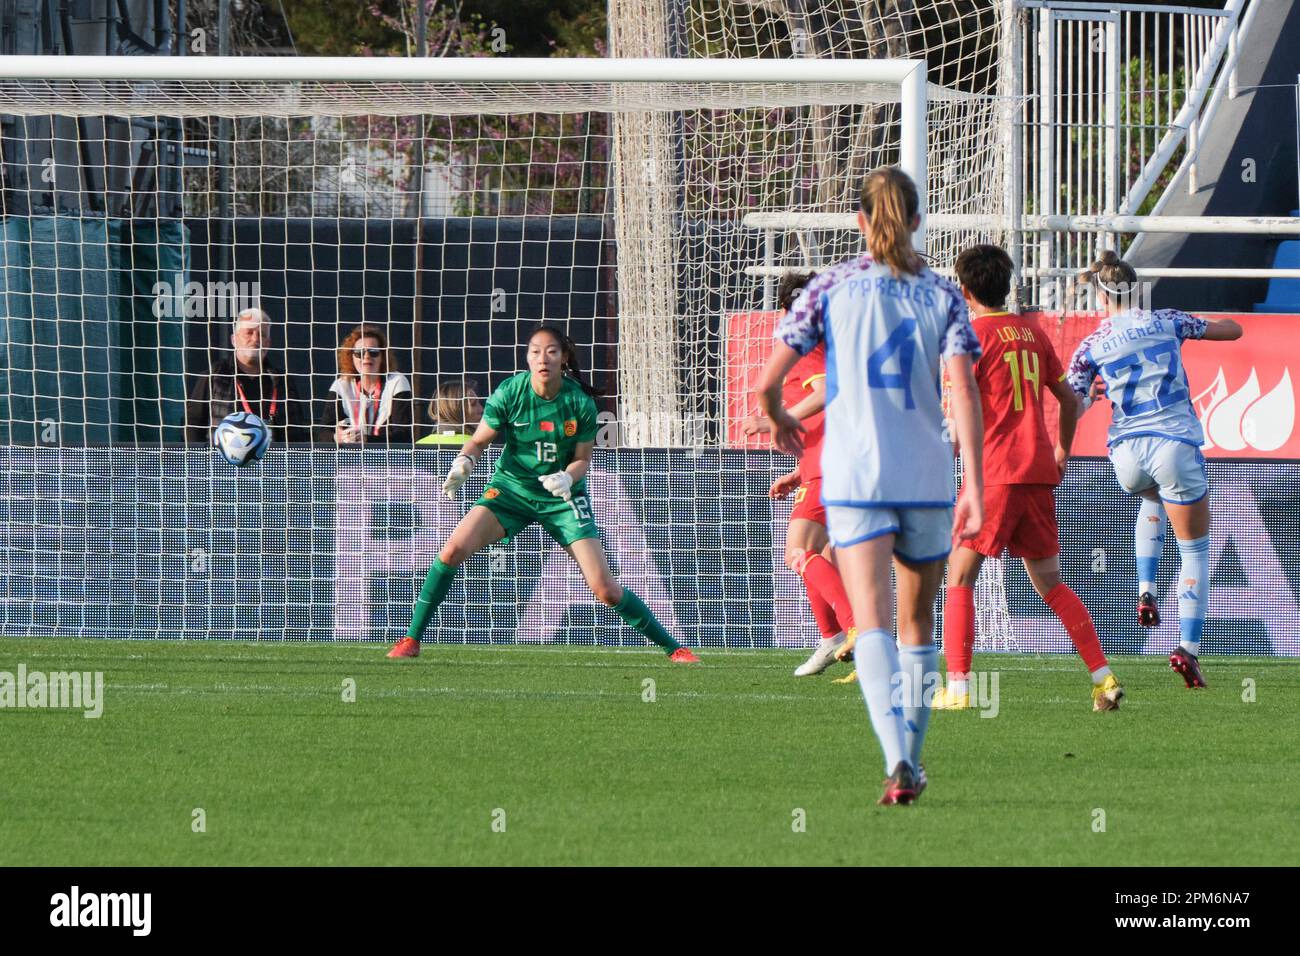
[607,0,1015,650]
[0,40,1009,648]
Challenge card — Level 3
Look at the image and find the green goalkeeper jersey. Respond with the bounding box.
[481,372,598,495]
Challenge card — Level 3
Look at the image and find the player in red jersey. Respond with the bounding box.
[744,271,857,677]
[934,245,1123,712]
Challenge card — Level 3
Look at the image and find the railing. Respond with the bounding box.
[1013,0,1258,304]
[741,212,1300,282]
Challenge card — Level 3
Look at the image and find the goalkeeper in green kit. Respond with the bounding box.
[388,324,700,663]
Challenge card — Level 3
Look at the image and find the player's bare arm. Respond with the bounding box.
[1048,376,1080,475]
[565,440,594,486]
[756,341,806,456]
[1202,317,1243,341]
[458,419,499,462]
[769,469,801,500]
[745,377,826,435]
[947,352,985,540]
[783,378,827,422]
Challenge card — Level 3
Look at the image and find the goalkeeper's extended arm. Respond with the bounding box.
[442,454,476,499]
[442,420,498,499]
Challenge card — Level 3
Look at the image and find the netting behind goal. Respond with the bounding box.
[0,48,1009,647]
[607,0,1014,648]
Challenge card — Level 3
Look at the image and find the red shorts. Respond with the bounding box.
[790,477,827,526]
[961,484,1059,560]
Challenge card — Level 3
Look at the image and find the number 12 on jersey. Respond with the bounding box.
[1002,348,1041,411]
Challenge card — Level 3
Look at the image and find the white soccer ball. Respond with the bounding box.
[213,412,271,467]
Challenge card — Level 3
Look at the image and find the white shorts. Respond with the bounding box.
[826,505,953,564]
[1109,436,1208,505]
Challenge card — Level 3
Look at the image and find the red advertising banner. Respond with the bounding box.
[725,310,1298,460]
[1033,312,1298,459]
[724,310,780,448]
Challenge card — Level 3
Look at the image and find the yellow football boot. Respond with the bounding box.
[931,686,971,710]
[1091,673,1125,712]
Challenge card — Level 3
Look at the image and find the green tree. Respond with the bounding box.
[280,0,400,55]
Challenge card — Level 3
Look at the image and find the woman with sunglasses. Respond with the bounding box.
[318,324,415,445]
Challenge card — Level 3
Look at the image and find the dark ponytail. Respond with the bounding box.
[777,269,817,312]
[528,323,601,397]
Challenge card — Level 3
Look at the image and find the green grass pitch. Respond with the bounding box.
[1,639,1294,866]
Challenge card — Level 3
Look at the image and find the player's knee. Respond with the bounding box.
[592,580,622,606]
[784,546,808,573]
[1030,575,1059,600]
[438,542,469,567]
[1025,561,1062,598]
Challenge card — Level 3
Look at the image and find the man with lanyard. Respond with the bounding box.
[185,308,312,445]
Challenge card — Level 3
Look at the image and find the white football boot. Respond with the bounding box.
[793,633,847,677]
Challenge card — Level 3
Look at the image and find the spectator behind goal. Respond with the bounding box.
[418,380,484,445]
[316,323,414,445]
[185,307,312,444]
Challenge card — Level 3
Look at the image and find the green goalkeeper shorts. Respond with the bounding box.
[473,479,600,547]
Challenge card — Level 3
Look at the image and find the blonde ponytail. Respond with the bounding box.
[860,166,923,277]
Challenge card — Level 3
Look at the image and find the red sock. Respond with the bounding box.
[798,552,855,636]
[1046,583,1107,672]
[942,586,975,676]
[804,572,841,639]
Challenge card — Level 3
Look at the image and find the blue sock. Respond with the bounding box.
[1176,535,1210,655]
[898,643,939,769]
[853,629,909,776]
[1135,499,1167,596]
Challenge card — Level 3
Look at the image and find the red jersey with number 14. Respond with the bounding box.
[973,311,1065,486]
[781,343,826,481]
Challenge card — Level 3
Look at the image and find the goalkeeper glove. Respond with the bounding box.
[538,470,574,500]
[442,454,475,499]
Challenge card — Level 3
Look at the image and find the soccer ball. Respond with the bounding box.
[213,412,271,467]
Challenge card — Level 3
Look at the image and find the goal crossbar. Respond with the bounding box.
[0,54,930,245]
[0,54,926,86]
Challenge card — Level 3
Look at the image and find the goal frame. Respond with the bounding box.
[0,54,931,248]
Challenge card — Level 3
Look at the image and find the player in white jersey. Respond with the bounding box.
[1067,251,1241,689]
[757,167,986,806]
